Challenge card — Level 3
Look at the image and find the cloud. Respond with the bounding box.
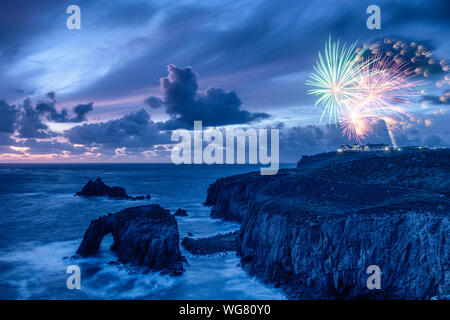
[35,92,94,123]
[424,135,443,146]
[277,111,450,162]
[0,0,61,59]
[8,93,94,139]
[421,90,450,105]
[0,96,58,140]
[0,100,18,133]
[144,96,163,109]
[21,138,88,155]
[65,108,169,148]
[0,133,14,146]
[70,1,357,103]
[17,98,54,139]
[278,124,346,161]
[35,96,69,123]
[146,64,270,129]
[283,125,325,148]
[0,137,91,159]
[3,0,450,113]
[72,103,94,122]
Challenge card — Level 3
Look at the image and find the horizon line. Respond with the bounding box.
[0,162,297,165]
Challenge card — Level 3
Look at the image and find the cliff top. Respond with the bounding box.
[206,148,450,219]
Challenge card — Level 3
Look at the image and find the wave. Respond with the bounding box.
[0,238,178,299]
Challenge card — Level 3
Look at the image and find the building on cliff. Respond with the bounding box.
[364,143,391,151]
[338,143,391,152]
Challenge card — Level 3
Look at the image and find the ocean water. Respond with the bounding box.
[0,163,293,300]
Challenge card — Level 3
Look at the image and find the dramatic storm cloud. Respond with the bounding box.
[35,92,94,123]
[17,98,54,139]
[146,65,270,129]
[3,93,94,140]
[0,93,96,155]
[65,108,169,148]
[71,103,94,122]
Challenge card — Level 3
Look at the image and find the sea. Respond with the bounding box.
[0,163,294,300]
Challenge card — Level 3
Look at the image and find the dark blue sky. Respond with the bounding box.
[0,0,449,162]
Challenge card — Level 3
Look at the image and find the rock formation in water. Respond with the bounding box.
[205,148,450,299]
[76,204,185,275]
[173,208,188,217]
[75,177,150,200]
[181,231,238,255]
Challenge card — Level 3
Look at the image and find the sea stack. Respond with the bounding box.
[76,204,186,275]
[75,177,150,201]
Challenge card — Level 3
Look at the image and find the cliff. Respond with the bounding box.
[205,148,450,299]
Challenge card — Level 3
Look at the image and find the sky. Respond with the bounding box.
[0,0,449,163]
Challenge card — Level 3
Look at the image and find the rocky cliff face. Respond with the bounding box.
[76,204,185,275]
[182,231,238,255]
[205,148,450,299]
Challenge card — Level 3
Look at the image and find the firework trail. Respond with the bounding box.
[383,117,399,148]
[307,38,422,146]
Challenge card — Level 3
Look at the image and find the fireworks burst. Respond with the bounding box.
[355,54,419,116]
[339,108,372,143]
[306,37,368,124]
[307,37,422,146]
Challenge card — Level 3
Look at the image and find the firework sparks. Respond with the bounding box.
[355,54,419,115]
[350,54,421,144]
[307,37,422,146]
[339,108,371,143]
[306,37,368,124]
